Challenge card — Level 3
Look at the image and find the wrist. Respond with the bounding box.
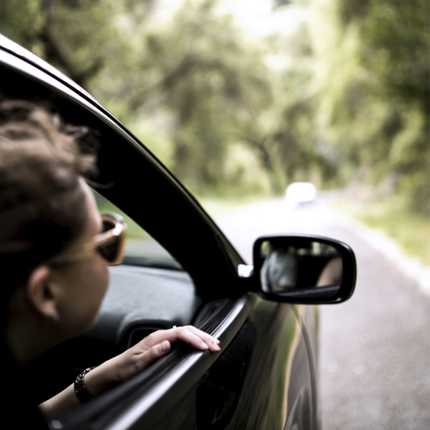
[74,367,96,404]
[84,360,118,397]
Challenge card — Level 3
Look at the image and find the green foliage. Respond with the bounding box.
[0,0,427,209]
[310,0,430,212]
[0,0,43,49]
[139,1,276,193]
[361,0,430,109]
[0,0,124,86]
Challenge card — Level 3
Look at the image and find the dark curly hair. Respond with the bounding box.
[0,99,97,317]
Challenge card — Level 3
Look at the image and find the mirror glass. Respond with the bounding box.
[259,239,343,294]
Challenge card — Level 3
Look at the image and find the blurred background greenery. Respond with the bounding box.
[1,0,429,258]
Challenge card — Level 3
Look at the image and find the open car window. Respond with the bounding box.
[93,189,182,271]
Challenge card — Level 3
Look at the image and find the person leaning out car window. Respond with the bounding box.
[0,100,221,424]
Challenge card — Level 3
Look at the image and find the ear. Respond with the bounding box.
[26,265,60,321]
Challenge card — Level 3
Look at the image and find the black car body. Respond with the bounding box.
[0,34,356,430]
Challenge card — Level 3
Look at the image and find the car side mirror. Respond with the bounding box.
[251,235,357,304]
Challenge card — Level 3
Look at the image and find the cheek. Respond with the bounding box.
[62,261,110,335]
[85,261,110,318]
[96,263,110,305]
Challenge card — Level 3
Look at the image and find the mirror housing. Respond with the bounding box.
[251,235,357,304]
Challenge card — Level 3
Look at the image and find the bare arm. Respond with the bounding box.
[39,326,220,417]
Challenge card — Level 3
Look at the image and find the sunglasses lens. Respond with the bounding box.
[97,218,121,264]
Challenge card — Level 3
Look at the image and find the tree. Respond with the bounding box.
[309,0,430,211]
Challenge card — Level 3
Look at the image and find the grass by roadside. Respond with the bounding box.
[335,196,430,265]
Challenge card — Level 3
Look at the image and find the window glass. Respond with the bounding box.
[93,189,181,270]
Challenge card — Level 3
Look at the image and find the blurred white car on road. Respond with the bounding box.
[285,181,317,208]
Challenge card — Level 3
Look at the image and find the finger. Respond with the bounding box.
[186,326,221,351]
[135,327,220,352]
[134,329,173,349]
[112,340,171,383]
[177,326,220,351]
[153,326,209,350]
[135,340,171,371]
[170,326,220,351]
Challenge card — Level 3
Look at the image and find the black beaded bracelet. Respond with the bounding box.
[74,367,95,404]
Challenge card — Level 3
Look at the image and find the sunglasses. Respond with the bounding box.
[50,212,127,267]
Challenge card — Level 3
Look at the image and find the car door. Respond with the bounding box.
[0,36,318,430]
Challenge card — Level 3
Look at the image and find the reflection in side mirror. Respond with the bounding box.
[260,240,342,291]
[253,235,356,304]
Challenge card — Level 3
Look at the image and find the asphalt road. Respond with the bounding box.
[215,197,430,430]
